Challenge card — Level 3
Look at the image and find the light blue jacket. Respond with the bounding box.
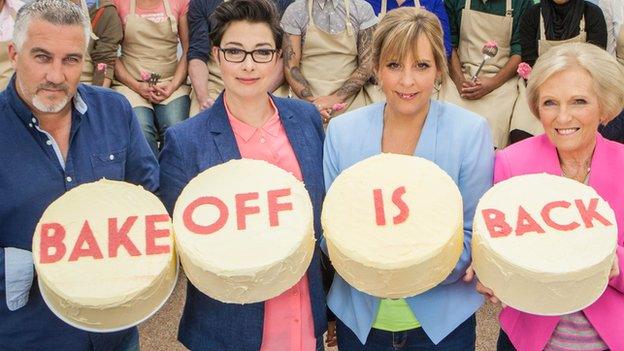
[323,100,494,344]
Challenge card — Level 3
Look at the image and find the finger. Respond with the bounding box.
[490,296,500,304]
[463,267,474,282]
[461,85,481,93]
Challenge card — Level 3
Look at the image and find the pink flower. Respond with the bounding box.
[140,71,151,82]
[517,62,532,80]
[332,103,346,112]
[484,40,498,49]
[96,63,107,71]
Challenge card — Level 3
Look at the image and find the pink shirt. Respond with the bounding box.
[225,97,317,351]
[113,0,189,26]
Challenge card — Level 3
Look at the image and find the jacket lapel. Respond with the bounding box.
[276,99,316,186]
[207,94,241,163]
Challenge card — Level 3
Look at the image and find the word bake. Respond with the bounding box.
[482,198,613,238]
[39,214,171,263]
[181,188,294,235]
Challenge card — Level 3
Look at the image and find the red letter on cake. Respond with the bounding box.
[268,188,293,227]
[183,196,229,235]
[69,220,104,261]
[373,189,386,226]
[146,214,171,255]
[541,201,580,231]
[392,186,409,224]
[515,206,545,236]
[236,192,260,230]
[482,209,512,238]
[39,223,67,264]
[575,198,613,228]
[108,216,141,257]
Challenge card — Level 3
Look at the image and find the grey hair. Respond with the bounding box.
[13,0,90,52]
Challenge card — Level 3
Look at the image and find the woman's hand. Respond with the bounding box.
[153,82,175,100]
[134,81,156,102]
[464,266,502,305]
[610,255,620,279]
[461,77,497,100]
[325,320,337,347]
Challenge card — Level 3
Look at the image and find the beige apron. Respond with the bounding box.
[79,0,99,84]
[439,0,519,148]
[538,14,586,56]
[113,0,190,109]
[615,25,624,66]
[0,7,17,90]
[300,0,383,116]
[379,0,420,18]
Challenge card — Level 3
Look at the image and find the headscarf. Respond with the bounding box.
[541,0,585,40]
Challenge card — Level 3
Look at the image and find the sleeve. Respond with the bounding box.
[320,122,341,256]
[90,6,123,84]
[178,0,190,16]
[510,0,533,56]
[275,0,295,18]
[3,247,34,312]
[430,0,453,58]
[356,1,378,30]
[520,4,539,66]
[442,118,494,284]
[159,128,191,215]
[187,0,211,62]
[493,149,513,183]
[122,97,160,193]
[445,0,461,49]
[585,2,608,50]
[280,2,305,35]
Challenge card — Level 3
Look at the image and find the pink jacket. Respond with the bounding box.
[494,133,624,351]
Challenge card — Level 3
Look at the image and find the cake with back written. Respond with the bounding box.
[322,153,464,298]
[472,173,617,315]
[32,179,177,332]
[173,159,315,304]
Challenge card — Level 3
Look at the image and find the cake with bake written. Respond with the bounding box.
[33,179,177,331]
[472,173,617,315]
[173,159,315,304]
[322,154,464,298]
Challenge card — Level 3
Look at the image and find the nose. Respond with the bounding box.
[556,105,573,124]
[241,53,256,72]
[399,69,416,87]
[45,59,65,85]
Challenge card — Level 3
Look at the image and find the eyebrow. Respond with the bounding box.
[30,47,83,60]
[222,41,275,48]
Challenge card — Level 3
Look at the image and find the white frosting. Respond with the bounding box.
[32,179,177,331]
[173,159,315,303]
[322,154,464,298]
[473,173,617,315]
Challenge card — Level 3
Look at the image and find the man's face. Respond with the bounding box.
[9,19,85,114]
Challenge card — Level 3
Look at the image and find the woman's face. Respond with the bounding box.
[213,21,279,100]
[376,34,440,120]
[538,67,603,154]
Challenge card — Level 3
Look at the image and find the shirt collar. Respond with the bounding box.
[316,0,336,11]
[225,94,280,142]
[6,76,89,127]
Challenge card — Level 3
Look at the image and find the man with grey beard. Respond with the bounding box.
[0,0,158,349]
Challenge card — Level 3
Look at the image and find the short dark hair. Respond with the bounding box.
[209,0,283,50]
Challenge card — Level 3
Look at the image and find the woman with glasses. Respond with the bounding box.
[158,0,328,349]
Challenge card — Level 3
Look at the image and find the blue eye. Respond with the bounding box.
[543,100,556,106]
[573,98,587,105]
[386,62,400,70]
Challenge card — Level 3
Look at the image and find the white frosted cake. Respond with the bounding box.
[173,159,315,304]
[32,179,177,332]
[472,173,617,315]
[322,154,464,298]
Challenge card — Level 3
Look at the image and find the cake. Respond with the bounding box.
[322,153,464,298]
[32,179,177,331]
[172,159,315,304]
[472,173,617,315]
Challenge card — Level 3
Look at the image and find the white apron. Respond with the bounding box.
[0,6,17,90]
[78,0,99,84]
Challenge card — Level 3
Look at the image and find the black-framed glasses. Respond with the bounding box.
[219,47,277,63]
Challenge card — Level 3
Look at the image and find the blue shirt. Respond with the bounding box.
[365,0,453,57]
[0,78,158,350]
[323,100,493,344]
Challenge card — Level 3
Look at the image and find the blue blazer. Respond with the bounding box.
[159,94,327,350]
[323,100,494,344]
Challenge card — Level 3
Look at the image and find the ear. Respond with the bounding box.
[8,42,18,69]
[212,46,221,64]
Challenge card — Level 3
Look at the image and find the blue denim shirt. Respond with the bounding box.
[0,78,158,350]
[323,100,493,345]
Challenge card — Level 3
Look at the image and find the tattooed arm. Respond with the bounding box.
[283,34,315,101]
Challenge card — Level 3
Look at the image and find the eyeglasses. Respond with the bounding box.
[218,47,278,63]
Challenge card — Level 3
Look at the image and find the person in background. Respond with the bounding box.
[324,8,493,350]
[187,0,293,116]
[468,42,624,351]
[112,0,191,156]
[0,0,24,90]
[365,0,452,58]
[159,0,328,349]
[281,0,382,123]
[0,1,158,349]
[586,0,623,57]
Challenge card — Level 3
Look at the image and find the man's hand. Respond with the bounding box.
[461,76,498,100]
[134,81,156,102]
[325,321,337,347]
[313,95,343,113]
[198,96,215,111]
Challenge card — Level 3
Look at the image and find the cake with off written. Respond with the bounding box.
[32,179,177,332]
[322,153,464,298]
[173,159,315,304]
[472,173,617,315]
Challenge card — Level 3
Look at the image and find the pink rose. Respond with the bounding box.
[517,62,532,80]
[140,71,151,82]
[96,63,107,71]
[484,40,498,49]
[332,103,346,112]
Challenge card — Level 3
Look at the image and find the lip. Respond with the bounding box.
[554,127,580,136]
[237,77,260,85]
[394,91,418,100]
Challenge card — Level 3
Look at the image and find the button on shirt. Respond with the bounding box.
[0,78,158,350]
[225,97,316,351]
[281,0,377,42]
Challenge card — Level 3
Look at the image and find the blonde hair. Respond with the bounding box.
[527,42,624,124]
[373,7,448,84]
